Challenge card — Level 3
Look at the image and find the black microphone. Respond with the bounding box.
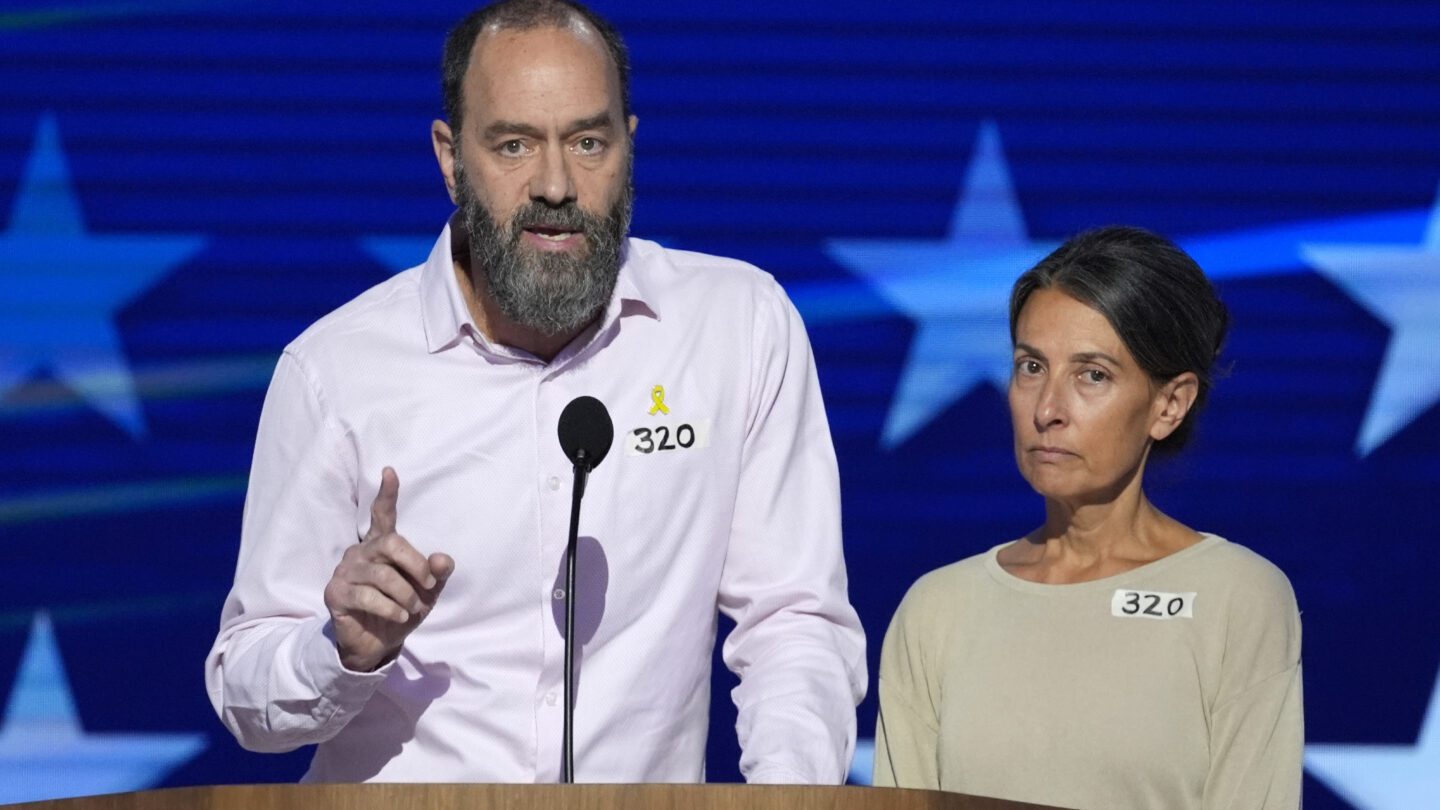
[558,395,614,485]
[556,395,612,784]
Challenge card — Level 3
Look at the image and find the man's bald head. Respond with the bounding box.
[441,0,631,135]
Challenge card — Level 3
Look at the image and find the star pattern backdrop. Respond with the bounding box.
[1,1,1438,807]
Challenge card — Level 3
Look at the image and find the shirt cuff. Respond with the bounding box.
[298,617,393,725]
[746,764,820,785]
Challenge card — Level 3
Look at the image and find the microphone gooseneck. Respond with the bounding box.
[556,395,613,784]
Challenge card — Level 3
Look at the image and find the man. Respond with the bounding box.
[205,0,865,785]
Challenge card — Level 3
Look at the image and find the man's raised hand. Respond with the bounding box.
[323,467,454,672]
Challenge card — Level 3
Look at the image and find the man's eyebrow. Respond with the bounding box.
[565,112,618,135]
[482,120,546,141]
[480,113,618,142]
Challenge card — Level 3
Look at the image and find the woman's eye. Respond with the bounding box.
[1082,369,1108,383]
[1016,359,1042,375]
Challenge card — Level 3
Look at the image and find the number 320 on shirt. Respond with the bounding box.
[1111,589,1196,620]
[626,420,712,456]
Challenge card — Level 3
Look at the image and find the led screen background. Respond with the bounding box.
[1,1,1437,807]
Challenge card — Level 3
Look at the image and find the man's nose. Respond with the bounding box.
[530,146,575,206]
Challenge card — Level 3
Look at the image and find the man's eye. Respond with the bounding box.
[576,137,604,154]
[498,140,526,156]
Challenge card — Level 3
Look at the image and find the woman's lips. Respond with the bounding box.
[1029,446,1077,462]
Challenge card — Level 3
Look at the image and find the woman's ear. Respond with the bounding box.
[1150,372,1199,442]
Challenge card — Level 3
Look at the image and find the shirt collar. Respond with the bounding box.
[418,218,474,354]
[418,214,660,356]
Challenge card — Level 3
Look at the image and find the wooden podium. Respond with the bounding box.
[4,784,1068,810]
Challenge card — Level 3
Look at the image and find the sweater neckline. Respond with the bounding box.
[982,533,1225,595]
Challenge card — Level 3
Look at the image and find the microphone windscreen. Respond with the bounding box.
[558,395,614,469]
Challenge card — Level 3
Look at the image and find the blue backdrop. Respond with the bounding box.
[1,1,1437,807]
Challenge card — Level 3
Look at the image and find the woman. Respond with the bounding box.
[874,227,1302,809]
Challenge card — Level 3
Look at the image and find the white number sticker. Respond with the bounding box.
[1111,589,1195,620]
[625,419,711,456]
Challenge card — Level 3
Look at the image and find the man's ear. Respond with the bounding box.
[432,119,459,204]
[1150,372,1199,442]
[627,114,638,140]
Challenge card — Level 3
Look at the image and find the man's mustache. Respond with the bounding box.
[512,202,597,233]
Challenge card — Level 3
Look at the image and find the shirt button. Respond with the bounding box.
[545,691,558,706]
[552,588,566,600]
[546,475,561,491]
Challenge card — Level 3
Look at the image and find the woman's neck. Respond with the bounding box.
[1001,475,1200,583]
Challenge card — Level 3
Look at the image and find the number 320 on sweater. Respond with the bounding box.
[1111,589,1196,620]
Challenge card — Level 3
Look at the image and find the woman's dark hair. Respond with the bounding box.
[1008,226,1229,453]
[441,0,631,134]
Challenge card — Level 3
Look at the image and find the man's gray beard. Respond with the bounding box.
[455,155,632,338]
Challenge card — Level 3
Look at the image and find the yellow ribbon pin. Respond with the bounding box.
[648,385,671,415]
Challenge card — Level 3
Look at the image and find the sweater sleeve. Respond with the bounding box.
[1202,558,1304,809]
[872,579,945,789]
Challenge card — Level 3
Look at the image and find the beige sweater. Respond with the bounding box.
[874,534,1302,810]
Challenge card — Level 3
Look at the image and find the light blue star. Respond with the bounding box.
[0,612,206,804]
[361,235,432,274]
[848,737,875,785]
[0,1,221,34]
[0,113,206,438]
[1306,666,1440,809]
[1301,184,1440,456]
[825,121,1058,448]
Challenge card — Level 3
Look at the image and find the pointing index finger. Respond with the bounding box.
[369,466,399,538]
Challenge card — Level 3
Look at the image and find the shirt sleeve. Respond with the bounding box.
[1202,561,1305,809]
[872,581,943,789]
[204,350,390,753]
[717,277,868,785]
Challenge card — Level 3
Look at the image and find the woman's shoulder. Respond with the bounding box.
[1189,535,1295,595]
[1189,536,1303,681]
[1173,535,1300,629]
[882,546,1005,664]
[894,544,1007,616]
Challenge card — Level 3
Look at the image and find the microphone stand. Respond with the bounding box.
[562,448,590,784]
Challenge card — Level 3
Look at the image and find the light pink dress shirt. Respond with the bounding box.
[205,224,866,784]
